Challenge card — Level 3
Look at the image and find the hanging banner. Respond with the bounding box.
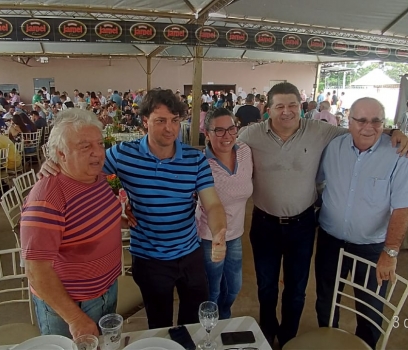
[0,17,407,62]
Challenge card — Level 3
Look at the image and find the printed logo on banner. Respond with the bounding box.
[331,40,349,54]
[307,37,326,52]
[354,44,371,56]
[196,26,219,44]
[59,20,87,39]
[375,45,391,58]
[282,34,302,50]
[255,31,276,48]
[21,19,50,39]
[0,18,13,38]
[395,47,408,60]
[163,25,188,43]
[226,29,248,46]
[130,23,156,41]
[95,21,122,40]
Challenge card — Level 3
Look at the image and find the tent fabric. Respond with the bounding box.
[350,69,398,86]
[0,0,407,60]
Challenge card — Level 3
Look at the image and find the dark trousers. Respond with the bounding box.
[132,247,209,329]
[315,228,387,349]
[250,206,316,347]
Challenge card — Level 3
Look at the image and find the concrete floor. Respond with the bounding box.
[1,198,407,349]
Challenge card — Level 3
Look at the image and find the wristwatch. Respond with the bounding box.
[383,246,399,258]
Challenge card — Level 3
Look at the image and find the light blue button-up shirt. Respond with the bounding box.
[318,133,408,244]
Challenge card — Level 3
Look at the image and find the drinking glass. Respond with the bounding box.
[98,313,123,350]
[198,301,219,350]
[72,334,98,350]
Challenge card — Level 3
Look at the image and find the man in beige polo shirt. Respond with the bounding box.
[238,82,408,348]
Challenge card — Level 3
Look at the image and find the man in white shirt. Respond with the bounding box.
[97,91,107,107]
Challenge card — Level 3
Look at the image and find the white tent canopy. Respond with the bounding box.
[351,68,398,86]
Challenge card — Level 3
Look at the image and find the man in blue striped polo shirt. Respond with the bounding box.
[104,89,227,329]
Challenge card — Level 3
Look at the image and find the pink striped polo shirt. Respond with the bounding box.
[21,173,122,302]
[196,141,253,241]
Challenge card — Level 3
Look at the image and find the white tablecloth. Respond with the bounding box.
[0,316,271,350]
[112,316,271,350]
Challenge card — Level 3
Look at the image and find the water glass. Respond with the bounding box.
[98,313,123,350]
[72,334,98,350]
[198,301,219,350]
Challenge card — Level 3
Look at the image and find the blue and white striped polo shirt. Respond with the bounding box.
[104,136,214,260]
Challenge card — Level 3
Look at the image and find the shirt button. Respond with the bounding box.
[354,174,357,176]
[351,189,354,192]
[358,159,361,161]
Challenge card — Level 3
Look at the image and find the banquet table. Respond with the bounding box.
[115,316,271,350]
[0,316,272,350]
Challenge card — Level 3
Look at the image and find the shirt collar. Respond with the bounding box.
[140,135,183,160]
[350,134,382,154]
[205,143,239,159]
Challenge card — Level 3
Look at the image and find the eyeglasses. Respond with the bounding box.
[210,125,238,137]
[351,117,384,128]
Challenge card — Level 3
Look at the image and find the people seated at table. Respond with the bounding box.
[196,108,253,319]
[0,134,22,170]
[21,109,127,340]
[8,114,31,143]
[98,107,113,127]
[76,92,88,110]
[121,109,139,127]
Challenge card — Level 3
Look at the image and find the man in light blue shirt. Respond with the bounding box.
[315,97,408,349]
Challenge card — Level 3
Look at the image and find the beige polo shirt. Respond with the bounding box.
[238,119,347,217]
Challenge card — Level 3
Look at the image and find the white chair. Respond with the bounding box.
[43,125,50,143]
[13,169,37,203]
[1,187,22,247]
[0,248,40,345]
[0,145,10,196]
[7,142,24,179]
[283,248,408,350]
[21,130,41,170]
[41,143,48,160]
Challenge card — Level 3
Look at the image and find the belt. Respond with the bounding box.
[256,205,314,225]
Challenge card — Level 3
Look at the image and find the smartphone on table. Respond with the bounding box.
[221,331,256,346]
[169,325,196,350]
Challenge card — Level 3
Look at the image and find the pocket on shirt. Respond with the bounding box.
[363,178,389,205]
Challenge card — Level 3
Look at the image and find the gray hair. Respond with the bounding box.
[349,97,385,120]
[204,107,235,132]
[48,109,103,163]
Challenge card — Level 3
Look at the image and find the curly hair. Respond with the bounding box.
[139,89,187,118]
